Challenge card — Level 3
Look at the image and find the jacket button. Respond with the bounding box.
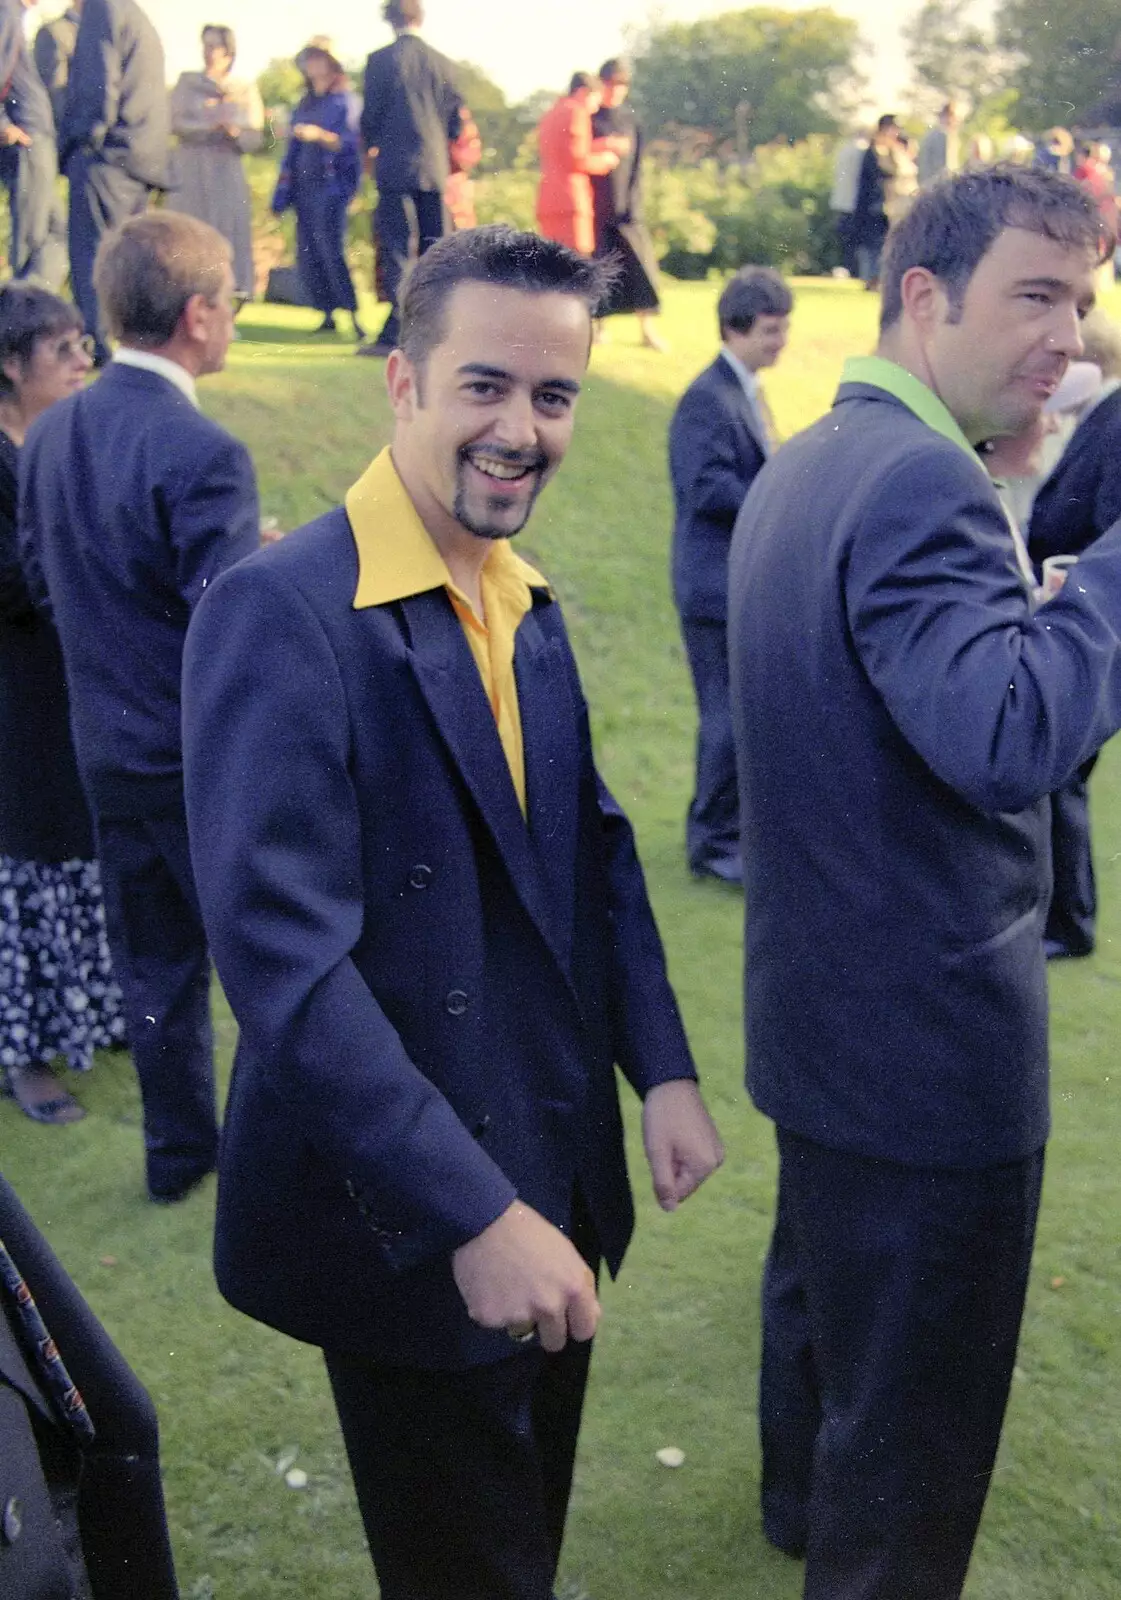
[445,989,469,1016]
[2,1497,23,1544]
[408,864,433,890]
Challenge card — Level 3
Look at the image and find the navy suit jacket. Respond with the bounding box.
[729,382,1121,1170]
[1027,385,1121,565]
[182,508,697,1369]
[360,33,460,193]
[0,1174,178,1599]
[19,363,259,819]
[669,354,767,622]
[58,0,169,187]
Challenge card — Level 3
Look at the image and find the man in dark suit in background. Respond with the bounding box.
[0,1170,179,1598]
[58,0,169,364]
[730,165,1121,1597]
[358,0,461,358]
[19,211,259,1203]
[668,266,791,884]
[182,225,723,1599]
[1026,309,1121,959]
[0,0,67,289]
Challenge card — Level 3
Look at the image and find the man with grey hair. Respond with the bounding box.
[19,211,259,1204]
[668,265,792,884]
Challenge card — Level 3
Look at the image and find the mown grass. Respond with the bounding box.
[2,275,1120,1598]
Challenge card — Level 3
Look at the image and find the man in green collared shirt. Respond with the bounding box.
[729,166,1121,1597]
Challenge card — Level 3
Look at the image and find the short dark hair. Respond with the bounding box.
[400,225,616,384]
[569,72,596,95]
[94,211,231,346]
[384,0,423,28]
[599,58,631,84]
[879,162,1108,331]
[717,266,793,338]
[201,23,236,58]
[877,113,899,133]
[0,284,81,400]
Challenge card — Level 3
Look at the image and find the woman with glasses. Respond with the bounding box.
[170,24,264,305]
[0,285,125,1124]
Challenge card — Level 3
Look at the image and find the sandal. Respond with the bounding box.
[1,1064,86,1125]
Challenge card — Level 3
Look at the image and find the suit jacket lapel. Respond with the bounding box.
[715,356,766,457]
[516,600,579,972]
[400,590,572,976]
[0,1297,55,1424]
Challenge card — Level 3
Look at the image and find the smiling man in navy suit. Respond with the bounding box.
[730,166,1121,1598]
[182,224,723,1600]
[669,265,791,884]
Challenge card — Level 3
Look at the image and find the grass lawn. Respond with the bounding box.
[3,273,1121,1599]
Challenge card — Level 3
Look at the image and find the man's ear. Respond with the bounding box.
[180,291,210,346]
[899,265,946,334]
[386,349,418,421]
[1,354,23,391]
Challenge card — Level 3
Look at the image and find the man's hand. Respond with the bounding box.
[452,1200,601,1353]
[0,126,32,147]
[642,1079,724,1212]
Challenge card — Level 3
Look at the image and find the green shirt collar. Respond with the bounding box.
[840,355,977,462]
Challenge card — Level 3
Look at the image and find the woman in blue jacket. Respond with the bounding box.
[273,37,365,339]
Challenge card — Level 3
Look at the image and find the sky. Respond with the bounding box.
[92,0,989,115]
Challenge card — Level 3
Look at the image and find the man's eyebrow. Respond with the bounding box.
[456,362,581,395]
[1011,276,1076,293]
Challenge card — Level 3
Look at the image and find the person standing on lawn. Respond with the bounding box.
[730,163,1121,1598]
[18,211,260,1204]
[58,0,170,365]
[536,72,627,257]
[590,57,663,349]
[669,265,791,886]
[358,0,461,358]
[182,224,723,1600]
[0,0,68,291]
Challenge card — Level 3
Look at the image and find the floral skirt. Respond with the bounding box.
[0,855,126,1074]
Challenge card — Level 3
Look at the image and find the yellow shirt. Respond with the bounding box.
[347,448,547,815]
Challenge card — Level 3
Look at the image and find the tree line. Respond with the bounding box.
[256,1,1121,172]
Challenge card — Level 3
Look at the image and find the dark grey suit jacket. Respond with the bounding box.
[360,33,460,193]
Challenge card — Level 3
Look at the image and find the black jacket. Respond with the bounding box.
[360,33,460,193]
[1027,385,1121,564]
[0,1173,179,1599]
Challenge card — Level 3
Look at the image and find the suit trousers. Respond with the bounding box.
[94,812,218,1196]
[0,140,68,291]
[680,614,739,871]
[1045,755,1097,954]
[373,187,446,346]
[66,154,150,362]
[324,1193,599,1600]
[760,1127,1043,1600]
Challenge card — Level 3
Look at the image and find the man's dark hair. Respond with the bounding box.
[400,225,615,387]
[0,285,82,400]
[384,0,423,29]
[569,72,596,95]
[599,57,631,83]
[879,162,1108,331]
[877,113,899,133]
[717,266,793,338]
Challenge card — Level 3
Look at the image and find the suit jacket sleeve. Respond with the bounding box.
[182,560,519,1271]
[59,0,116,162]
[0,6,24,136]
[167,434,260,609]
[359,51,383,152]
[0,1175,179,1600]
[845,443,1121,812]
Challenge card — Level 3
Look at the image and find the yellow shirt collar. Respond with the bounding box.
[347,448,548,610]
